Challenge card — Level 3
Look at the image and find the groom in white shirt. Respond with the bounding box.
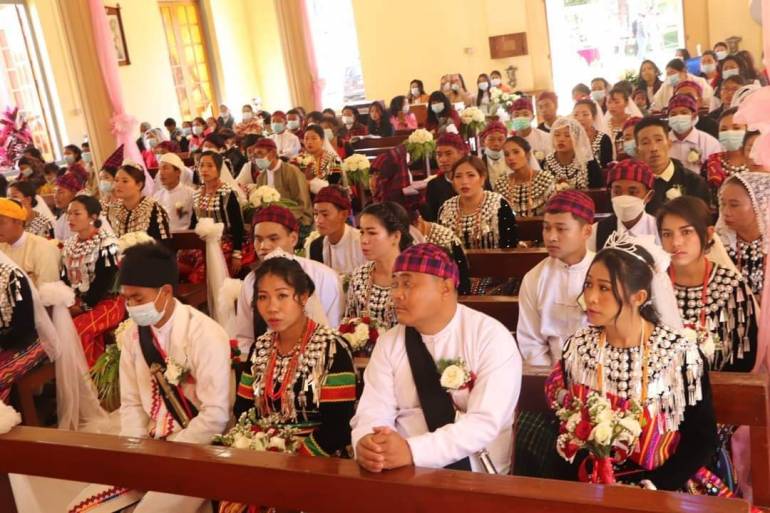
[352,243,521,473]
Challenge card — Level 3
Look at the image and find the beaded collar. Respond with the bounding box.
[438,191,504,249]
[110,197,168,239]
[426,222,463,250]
[563,324,704,430]
[249,321,341,421]
[728,237,766,297]
[62,229,119,294]
[0,264,24,329]
[348,261,397,329]
[590,131,606,162]
[544,153,588,190]
[193,182,233,222]
[717,154,750,177]
[494,169,555,216]
[25,212,53,239]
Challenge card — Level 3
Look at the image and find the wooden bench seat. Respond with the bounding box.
[168,230,207,309]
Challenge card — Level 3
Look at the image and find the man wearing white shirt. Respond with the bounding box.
[235,205,343,356]
[305,186,366,275]
[518,191,594,367]
[666,93,723,175]
[589,160,661,251]
[479,121,509,185]
[153,152,194,231]
[651,59,714,112]
[352,243,521,473]
[269,111,301,159]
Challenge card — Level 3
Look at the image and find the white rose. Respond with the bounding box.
[534,150,545,161]
[687,149,701,164]
[232,434,252,449]
[593,408,613,425]
[354,322,370,341]
[174,201,184,209]
[268,436,286,451]
[618,417,642,437]
[701,334,716,360]
[589,421,613,445]
[440,364,466,389]
[665,187,682,200]
[164,361,182,386]
[342,332,362,350]
[566,412,581,432]
[681,328,698,344]
[0,400,21,434]
[252,431,268,450]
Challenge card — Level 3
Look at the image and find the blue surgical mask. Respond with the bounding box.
[148,139,158,148]
[701,63,716,74]
[715,50,728,60]
[668,114,693,134]
[667,74,681,87]
[287,119,300,130]
[126,290,166,327]
[82,152,92,163]
[511,117,530,132]
[99,180,113,193]
[64,155,75,165]
[484,148,503,160]
[590,90,606,102]
[722,68,739,79]
[254,157,270,170]
[271,122,285,133]
[623,140,637,157]
[478,82,489,91]
[431,103,445,114]
[719,129,746,152]
[182,127,192,137]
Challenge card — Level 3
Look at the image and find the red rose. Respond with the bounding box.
[369,326,379,342]
[339,324,353,334]
[563,441,580,459]
[580,407,590,422]
[361,316,371,324]
[575,420,592,441]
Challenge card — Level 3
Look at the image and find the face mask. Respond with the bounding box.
[182,127,192,136]
[148,139,158,148]
[722,68,739,79]
[126,290,166,327]
[287,120,300,130]
[511,117,531,132]
[611,195,646,223]
[82,152,92,163]
[341,115,354,126]
[193,126,203,136]
[701,63,716,74]
[719,129,746,151]
[442,82,451,92]
[667,73,681,87]
[411,87,420,96]
[623,140,637,157]
[590,90,606,102]
[668,114,693,134]
[221,111,230,119]
[64,155,75,165]
[491,78,502,87]
[484,148,503,160]
[324,128,334,140]
[242,112,253,121]
[451,83,460,92]
[254,157,271,170]
[715,50,728,60]
[99,180,113,193]
[402,103,410,113]
[431,103,445,114]
[271,122,285,133]
[478,81,489,91]
[20,167,32,177]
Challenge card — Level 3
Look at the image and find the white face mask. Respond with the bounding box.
[491,78,502,87]
[126,290,167,326]
[611,195,646,223]
[478,81,489,91]
[342,115,354,126]
[410,86,420,97]
[242,112,253,121]
[402,103,410,113]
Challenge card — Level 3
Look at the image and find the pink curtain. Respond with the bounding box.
[86,0,142,166]
[298,0,323,110]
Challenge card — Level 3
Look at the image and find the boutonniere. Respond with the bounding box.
[164,356,190,386]
[665,185,683,200]
[555,180,570,192]
[533,150,545,161]
[174,201,187,218]
[437,358,475,391]
[682,327,716,361]
[687,148,701,164]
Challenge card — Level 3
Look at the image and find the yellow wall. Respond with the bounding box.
[244,0,291,112]
[683,0,763,60]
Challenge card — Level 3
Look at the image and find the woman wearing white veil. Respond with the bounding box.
[542,117,604,190]
[573,99,615,167]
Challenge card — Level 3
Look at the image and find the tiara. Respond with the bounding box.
[603,232,651,267]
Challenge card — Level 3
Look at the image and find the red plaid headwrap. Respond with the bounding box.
[102,145,124,169]
[55,171,86,193]
[255,138,277,151]
[252,204,299,233]
[606,159,655,189]
[622,117,643,132]
[510,97,534,113]
[393,243,459,288]
[674,80,703,97]
[537,91,558,104]
[271,110,287,121]
[436,133,469,154]
[314,185,352,211]
[545,190,595,224]
[480,121,508,140]
[668,93,698,113]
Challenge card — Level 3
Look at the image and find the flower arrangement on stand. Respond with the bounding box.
[553,391,644,484]
[213,411,299,453]
[0,107,33,168]
[338,316,382,357]
[459,106,487,156]
[291,153,316,173]
[404,129,436,175]
[341,153,371,187]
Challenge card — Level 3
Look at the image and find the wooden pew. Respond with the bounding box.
[465,248,548,280]
[351,135,409,160]
[460,296,518,331]
[167,230,207,309]
[584,188,611,214]
[0,426,750,513]
[517,213,612,243]
[410,104,427,128]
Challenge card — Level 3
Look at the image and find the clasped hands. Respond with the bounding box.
[355,426,413,473]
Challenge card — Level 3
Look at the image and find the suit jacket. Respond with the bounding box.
[650,159,711,213]
[255,161,313,226]
[425,175,456,222]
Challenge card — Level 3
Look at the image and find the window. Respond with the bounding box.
[545,0,684,113]
[158,1,215,119]
[304,0,365,108]
[0,3,59,161]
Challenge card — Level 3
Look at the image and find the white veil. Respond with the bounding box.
[551,117,594,167]
[715,172,770,251]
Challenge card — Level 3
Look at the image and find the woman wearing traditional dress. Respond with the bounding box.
[703,107,751,196]
[573,99,614,168]
[295,125,346,191]
[344,202,412,331]
[62,195,123,367]
[193,150,252,277]
[546,233,754,505]
[543,118,604,190]
[606,88,631,156]
[494,136,555,217]
[108,164,170,241]
[717,172,770,300]
[7,180,54,239]
[225,258,355,513]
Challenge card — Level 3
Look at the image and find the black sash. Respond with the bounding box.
[404,326,472,471]
[309,235,325,264]
[138,325,198,428]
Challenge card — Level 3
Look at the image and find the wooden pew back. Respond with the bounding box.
[465,248,548,279]
[0,426,750,513]
[460,296,518,331]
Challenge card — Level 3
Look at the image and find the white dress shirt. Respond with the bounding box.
[651,73,714,112]
[351,304,522,473]
[235,255,344,356]
[153,182,195,232]
[588,212,661,252]
[0,231,61,287]
[484,155,509,186]
[517,251,594,366]
[304,224,366,276]
[270,131,301,159]
[668,128,723,174]
[523,127,554,160]
[236,161,257,187]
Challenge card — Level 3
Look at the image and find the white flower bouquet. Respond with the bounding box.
[338,316,382,356]
[291,153,315,170]
[116,231,155,255]
[404,128,436,161]
[341,153,371,186]
[436,358,475,391]
[460,106,486,137]
[244,185,298,221]
[213,411,299,453]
